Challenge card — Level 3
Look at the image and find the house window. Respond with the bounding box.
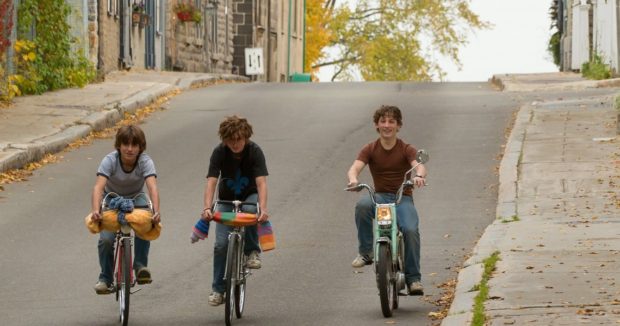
[195,0,203,38]
[108,0,120,18]
[256,0,263,27]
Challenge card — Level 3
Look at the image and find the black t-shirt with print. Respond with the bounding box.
[207,141,268,200]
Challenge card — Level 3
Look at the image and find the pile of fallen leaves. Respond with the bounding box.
[426,278,457,324]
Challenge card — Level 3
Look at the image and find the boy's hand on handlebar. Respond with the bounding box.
[91,211,102,222]
[201,208,214,221]
[258,211,269,223]
[152,212,161,223]
[346,181,361,192]
[413,176,426,188]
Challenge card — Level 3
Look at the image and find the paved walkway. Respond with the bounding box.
[443,73,620,325]
[0,70,246,173]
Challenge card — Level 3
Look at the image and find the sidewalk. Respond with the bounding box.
[0,71,247,173]
[443,73,620,325]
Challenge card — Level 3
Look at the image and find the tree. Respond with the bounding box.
[547,0,561,68]
[311,0,489,81]
[305,0,334,77]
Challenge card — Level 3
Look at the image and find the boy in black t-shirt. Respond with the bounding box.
[200,115,269,306]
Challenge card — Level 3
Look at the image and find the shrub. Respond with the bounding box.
[581,53,612,80]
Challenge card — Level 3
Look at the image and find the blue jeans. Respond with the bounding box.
[212,193,261,294]
[355,192,421,284]
[97,193,151,284]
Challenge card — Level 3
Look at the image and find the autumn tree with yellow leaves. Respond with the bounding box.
[306,0,489,81]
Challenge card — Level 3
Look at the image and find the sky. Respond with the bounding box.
[317,0,559,82]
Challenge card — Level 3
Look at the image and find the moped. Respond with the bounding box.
[346,149,429,317]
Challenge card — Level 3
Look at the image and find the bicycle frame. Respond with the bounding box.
[212,199,259,325]
[101,192,152,326]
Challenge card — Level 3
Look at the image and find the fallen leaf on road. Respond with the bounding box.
[577,308,594,315]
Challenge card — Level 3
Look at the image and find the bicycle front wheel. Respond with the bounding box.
[225,235,239,326]
[119,238,131,326]
[235,247,246,318]
[377,243,394,318]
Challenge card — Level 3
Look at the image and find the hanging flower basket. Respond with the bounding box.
[132,12,141,26]
[174,2,202,23]
[132,1,145,26]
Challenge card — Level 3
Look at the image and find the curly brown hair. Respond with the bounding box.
[115,124,147,152]
[218,115,254,141]
[373,105,403,126]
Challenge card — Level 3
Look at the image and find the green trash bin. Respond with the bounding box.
[289,73,312,82]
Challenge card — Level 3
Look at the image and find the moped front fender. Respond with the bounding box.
[374,237,391,264]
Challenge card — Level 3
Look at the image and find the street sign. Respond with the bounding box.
[245,48,264,75]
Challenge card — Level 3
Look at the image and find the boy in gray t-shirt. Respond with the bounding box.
[90,125,161,294]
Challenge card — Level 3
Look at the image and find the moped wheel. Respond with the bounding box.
[225,236,239,326]
[377,243,394,318]
[234,248,246,318]
[119,238,131,326]
[393,236,405,310]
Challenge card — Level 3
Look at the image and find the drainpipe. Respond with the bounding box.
[267,0,271,81]
[302,0,306,73]
[287,0,292,81]
[97,0,104,77]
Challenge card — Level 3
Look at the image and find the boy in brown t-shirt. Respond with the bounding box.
[346,105,427,295]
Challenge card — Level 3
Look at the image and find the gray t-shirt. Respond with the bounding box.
[96,151,157,197]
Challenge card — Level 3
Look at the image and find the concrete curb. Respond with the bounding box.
[0,74,249,174]
[491,73,620,92]
[441,102,532,325]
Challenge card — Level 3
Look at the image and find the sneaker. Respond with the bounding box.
[351,254,373,268]
[246,251,262,269]
[408,281,424,296]
[208,292,224,306]
[94,281,113,295]
[136,267,152,284]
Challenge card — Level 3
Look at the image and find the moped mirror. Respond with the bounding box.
[416,149,429,164]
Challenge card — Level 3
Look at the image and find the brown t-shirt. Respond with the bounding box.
[357,139,417,195]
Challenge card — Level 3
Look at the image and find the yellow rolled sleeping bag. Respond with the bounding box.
[85,209,162,241]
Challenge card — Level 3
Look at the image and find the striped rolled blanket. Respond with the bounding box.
[212,211,258,227]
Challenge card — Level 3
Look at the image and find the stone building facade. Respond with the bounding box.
[166,0,234,73]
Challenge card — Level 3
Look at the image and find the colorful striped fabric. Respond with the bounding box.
[258,221,275,251]
[212,211,258,227]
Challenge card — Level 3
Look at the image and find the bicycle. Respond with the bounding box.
[346,149,428,317]
[211,199,259,326]
[101,192,153,326]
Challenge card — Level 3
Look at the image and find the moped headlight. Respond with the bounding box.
[377,206,392,226]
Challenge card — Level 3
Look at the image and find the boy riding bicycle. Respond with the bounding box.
[199,115,269,306]
[90,124,161,294]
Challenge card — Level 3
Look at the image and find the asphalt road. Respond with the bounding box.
[0,81,520,325]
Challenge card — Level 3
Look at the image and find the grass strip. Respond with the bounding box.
[471,251,500,326]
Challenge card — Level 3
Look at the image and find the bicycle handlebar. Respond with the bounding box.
[212,199,261,215]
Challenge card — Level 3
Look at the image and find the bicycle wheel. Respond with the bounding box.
[225,235,239,326]
[234,245,246,318]
[119,238,131,326]
[377,243,394,318]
